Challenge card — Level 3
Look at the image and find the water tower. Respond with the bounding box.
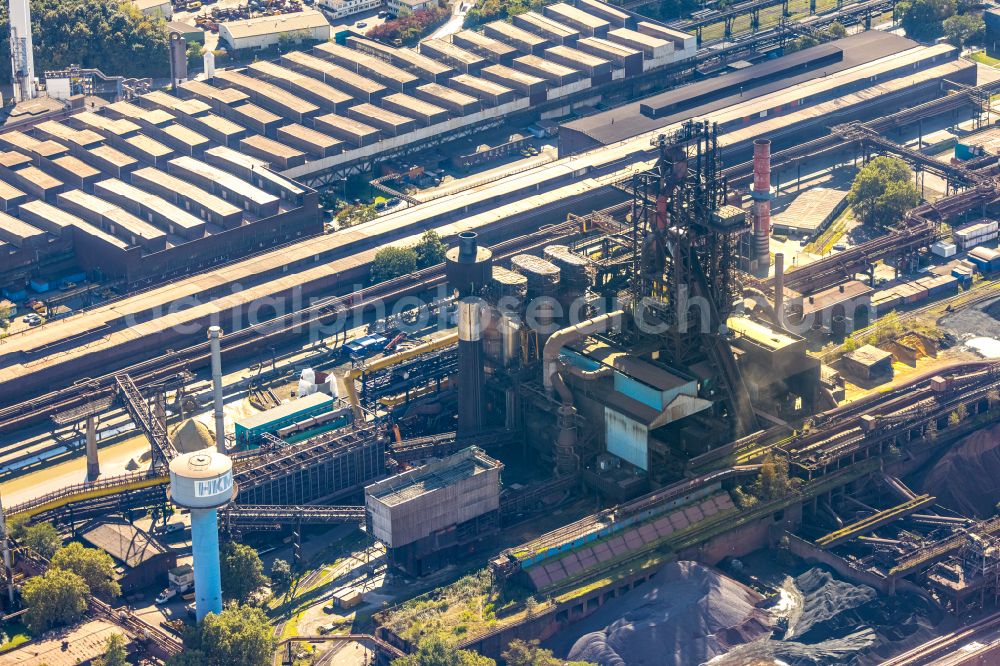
[169,449,235,621]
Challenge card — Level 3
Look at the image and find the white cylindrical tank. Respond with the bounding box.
[169,449,235,510]
[203,50,216,79]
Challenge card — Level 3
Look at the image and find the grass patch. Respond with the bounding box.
[971,51,1000,68]
[0,622,31,653]
[379,569,509,645]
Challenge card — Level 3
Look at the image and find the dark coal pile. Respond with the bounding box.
[560,561,772,666]
[789,569,876,640]
[922,423,1000,518]
[712,568,942,666]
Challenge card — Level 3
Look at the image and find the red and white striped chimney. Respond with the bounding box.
[751,139,772,267]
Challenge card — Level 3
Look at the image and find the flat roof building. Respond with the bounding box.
[220,10,331,52]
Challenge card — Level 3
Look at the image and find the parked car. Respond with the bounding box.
[22,314,41,326]
[318,622,337,634]
[356,21,367,27]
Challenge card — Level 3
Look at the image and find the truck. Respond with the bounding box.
[156,564,194,604]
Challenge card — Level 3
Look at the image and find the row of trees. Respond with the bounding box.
[0,0,170,82]
[785,21,847,53]
[898,0,985,46]
[369,4,452,46]
[21,540,120,633]
[370,230,449,284]
[392,636,594,666]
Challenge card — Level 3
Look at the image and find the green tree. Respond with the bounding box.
[414,230,448,269]
[186,39,203,70]
[170,605,275,666]
[756,453,791,501]
[15,522,62,560]
[0,0,170,82]
[370,246,419,284]
[51,542,121,599]
[826,21,847,39]
[93,633,129,666]
[898,0,956,41]
[943,13,984,47]
[848,156,921,229]
[393,637,496,666]
[220,542,267,603]
[502,639,594,666]
[270,558,292,589]
[22,568,89,633]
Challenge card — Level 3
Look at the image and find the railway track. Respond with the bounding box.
[882,609,1000,665]
[0,214,594,437]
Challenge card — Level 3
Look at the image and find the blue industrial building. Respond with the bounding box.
[234,393,334,447]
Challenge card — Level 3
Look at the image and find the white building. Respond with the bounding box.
[220,10,332,52]
[132,0,173,19]
[318,0,381,20]
[386,0,436,15]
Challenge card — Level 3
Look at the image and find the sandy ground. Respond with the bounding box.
[0,432,152,507]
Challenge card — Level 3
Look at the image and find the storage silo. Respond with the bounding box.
[169,449,236,621]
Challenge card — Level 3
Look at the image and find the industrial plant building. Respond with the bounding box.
[365,447,503,575]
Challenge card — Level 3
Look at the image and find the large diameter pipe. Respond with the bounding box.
[208,326,225,451]
[774,252,785,325]
[542,310,624,392]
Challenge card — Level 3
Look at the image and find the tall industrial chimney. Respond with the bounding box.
[8,0,36,103]
[208,326,225,451]
[169,450,234,621]
[751,139,772,270]
[774,252,785,326]
[445,232,493,439]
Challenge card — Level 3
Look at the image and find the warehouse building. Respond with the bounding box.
[220,10,331,53]
[841,345,894,382]
[80,519,177,594]
[365,447,502,575]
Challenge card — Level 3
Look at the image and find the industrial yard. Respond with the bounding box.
[6,0,1000,663]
